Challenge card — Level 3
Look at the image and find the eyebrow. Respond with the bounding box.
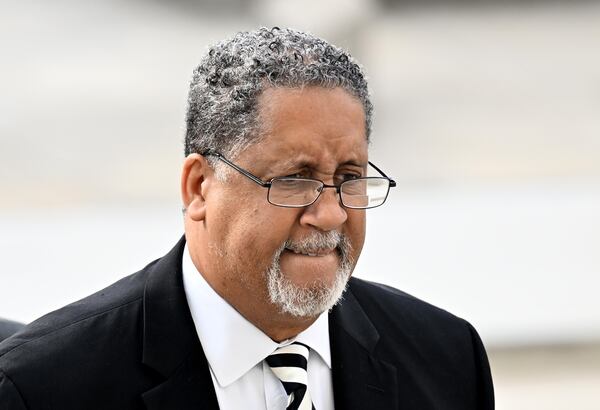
[339,159,368,168]
[278,154,315,169]
[275,157,367,172]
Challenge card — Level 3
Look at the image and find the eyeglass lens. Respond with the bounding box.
[269,179,322,207]
[268,178,390,209]
[341,178,390,208]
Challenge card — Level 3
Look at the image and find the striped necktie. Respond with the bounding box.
[266,342,315,410]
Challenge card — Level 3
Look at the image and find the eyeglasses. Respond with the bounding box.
[202,152,396,209]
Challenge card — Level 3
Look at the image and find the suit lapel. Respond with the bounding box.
[329,283,398,410]
[141,348,219,410]
[140,236,220,410]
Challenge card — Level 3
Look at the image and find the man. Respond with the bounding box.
[0,27,493,409]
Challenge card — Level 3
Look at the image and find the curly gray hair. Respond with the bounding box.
[184,27,373,168]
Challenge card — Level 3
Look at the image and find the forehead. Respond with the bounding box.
[249,86,368,171]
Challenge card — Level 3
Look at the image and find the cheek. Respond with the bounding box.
[250,211,295,250]
[346,210,366,258]
[223,206,297,268]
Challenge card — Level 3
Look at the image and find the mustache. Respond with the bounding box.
[285,231,344,253]
[275,231,354,266]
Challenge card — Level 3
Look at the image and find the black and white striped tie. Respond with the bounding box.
[266,342,315,410]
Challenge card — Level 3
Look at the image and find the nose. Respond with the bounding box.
[299,186,347,231]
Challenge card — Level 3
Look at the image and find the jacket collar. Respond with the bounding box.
[329,280,399,409]
[140,236,219,410]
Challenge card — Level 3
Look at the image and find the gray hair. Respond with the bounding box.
[184,27,373,167]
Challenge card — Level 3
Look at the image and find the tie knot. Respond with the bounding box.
[266,342,315,410]
[266,342,310,371]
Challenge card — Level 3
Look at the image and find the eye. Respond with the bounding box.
[282,169,312,179]
[336,173,362,184]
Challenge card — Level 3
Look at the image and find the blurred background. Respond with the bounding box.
[1,0,599,407]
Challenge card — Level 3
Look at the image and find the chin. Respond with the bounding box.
[266,259,352,318]
[265,230,355,317]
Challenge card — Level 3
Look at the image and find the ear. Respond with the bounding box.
[181,153,212,221]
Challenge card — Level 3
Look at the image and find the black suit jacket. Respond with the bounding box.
[0,237,493,409]
[0,319,24,344]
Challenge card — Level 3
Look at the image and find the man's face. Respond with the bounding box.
[201,86,368,321]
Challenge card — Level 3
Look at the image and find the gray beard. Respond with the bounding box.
[265,231,354,318]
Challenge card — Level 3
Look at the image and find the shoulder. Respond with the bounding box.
[342,277,494,408]
[0,319,24,343]
[0,259,157,379]
[344,276,480,356]
[346,276,465,326]
[0,238,190,408]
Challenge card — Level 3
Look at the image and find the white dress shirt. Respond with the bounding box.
[182,245,335,410]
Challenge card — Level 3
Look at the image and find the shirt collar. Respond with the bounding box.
[181,244,331,387]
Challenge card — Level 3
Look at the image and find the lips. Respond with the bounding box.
[284,247,336,257]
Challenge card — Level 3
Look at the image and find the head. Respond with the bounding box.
[181,28,373,339]
[184,26,373,175]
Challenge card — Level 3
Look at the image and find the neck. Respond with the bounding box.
[251,311,318,342]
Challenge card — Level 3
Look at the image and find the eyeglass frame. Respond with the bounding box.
[201,151,396,209]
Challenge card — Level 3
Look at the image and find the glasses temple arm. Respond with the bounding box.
[202,152,271,187]
[368,161,396,187]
